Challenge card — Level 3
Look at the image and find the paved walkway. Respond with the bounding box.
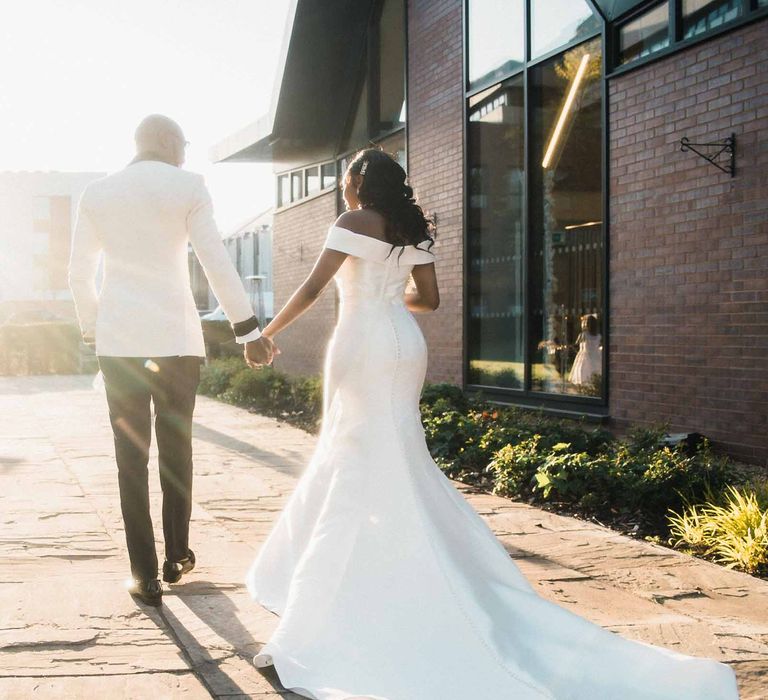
[0,375,766,699]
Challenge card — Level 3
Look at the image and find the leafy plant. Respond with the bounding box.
[486,436,546,498]
[199,358,323,433]
[198,356,246,396]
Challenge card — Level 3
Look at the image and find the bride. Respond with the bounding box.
[246,149,738,700]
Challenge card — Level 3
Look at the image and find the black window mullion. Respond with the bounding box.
[523,0,531,392]
[600,24,610,406]
[670,0,680,42]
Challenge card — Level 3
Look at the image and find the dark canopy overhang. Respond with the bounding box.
[590,0,654,21]
[211,0,376,164]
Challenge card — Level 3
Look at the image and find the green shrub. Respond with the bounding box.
[199,356,246,396]
[636,439,731,519]
[283,374,323,432]
[223,367,291,412]
[421,397,615,491]
[199,358,323,433]
[0,322,83,375]
[420,382,470,413]
[421,407,494,480]
[486,436,546,498]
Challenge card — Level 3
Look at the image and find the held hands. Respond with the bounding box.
[245,335,279,369]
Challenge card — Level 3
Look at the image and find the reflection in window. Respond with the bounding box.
[682,0,742,39]
[530,38,603,396]
[619,3,670,65]
[530,0,600,59]
[468,0,524,90]
[305,166,320,195]
[277,174,289,207]
[321,162,336,190]
[467,78,525,388]
[379,0,406,130]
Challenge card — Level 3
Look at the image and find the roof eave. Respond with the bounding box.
[210,114,276,163]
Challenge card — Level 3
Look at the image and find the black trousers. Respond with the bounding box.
[98,356,201,581]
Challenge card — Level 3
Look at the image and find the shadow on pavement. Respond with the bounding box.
[192,421,307,469]
[162,580,296,697]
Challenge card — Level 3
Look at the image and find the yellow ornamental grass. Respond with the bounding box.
[668,505,716,551]
[668,485,768,575]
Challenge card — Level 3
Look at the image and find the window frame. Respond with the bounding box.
[608,0,767,76]
[274,159,338,211]
[615,0,671,67]
[462,0,609,414]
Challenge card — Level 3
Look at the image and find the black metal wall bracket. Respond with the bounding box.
[680,133,736,177]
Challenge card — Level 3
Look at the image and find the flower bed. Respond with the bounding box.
[199,359,767,576]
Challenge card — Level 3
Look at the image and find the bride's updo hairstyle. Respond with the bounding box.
[347,148,435,250]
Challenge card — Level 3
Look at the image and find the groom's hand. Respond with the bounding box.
[245,336,275,368]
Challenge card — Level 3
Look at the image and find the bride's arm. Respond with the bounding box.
[405,263,440,313]
[261,248,348,339]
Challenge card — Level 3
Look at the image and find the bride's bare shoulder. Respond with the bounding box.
[334,210,387,242]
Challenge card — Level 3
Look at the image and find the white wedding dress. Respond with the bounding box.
[246,225,739,700]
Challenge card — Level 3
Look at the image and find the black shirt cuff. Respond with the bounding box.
[232,315,260,336]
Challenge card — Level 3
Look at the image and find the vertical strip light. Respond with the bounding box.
[541,53,591,169]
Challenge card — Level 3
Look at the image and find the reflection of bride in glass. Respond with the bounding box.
[568,313,602,386]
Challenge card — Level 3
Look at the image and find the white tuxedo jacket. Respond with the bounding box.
[69,160,259,357]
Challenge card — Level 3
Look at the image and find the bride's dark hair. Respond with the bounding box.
[347,148,435,249]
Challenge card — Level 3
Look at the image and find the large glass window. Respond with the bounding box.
[465,2,604,403]
[467,0,525,90]
[467,79,525,388]
[531,0,600,59]
[618,3,670,65]
[682,0,742,39]
[530,38,603,396]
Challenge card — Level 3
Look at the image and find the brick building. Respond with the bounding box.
[0,171,106,323]
[213,0,768,465]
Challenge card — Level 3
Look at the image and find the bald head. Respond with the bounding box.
[134,114,186,166]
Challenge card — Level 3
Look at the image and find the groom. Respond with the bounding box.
[69,114,274,606]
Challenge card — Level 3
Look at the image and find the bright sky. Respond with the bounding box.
[0,0,291,232]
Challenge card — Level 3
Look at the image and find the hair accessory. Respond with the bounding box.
[359,160,368,176]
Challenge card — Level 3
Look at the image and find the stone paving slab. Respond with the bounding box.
[0,375,766,699]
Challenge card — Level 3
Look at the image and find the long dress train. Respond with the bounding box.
[246,225,739,700]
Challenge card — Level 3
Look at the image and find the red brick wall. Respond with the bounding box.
[608,19,768,465]
[407,0,465,384]
[271,191,338,376]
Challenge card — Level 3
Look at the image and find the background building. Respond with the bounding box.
[213,0,768,465]
[189,209,274,324]
[0,171,105,323]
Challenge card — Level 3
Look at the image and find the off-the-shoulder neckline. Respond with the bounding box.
[329,225,433,252]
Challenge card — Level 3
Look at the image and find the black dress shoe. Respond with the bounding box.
[128,578,163,606]
[162,549,196,584]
